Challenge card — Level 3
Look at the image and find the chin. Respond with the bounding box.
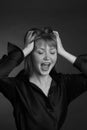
[39,67,53,76]
[40,71,50,76]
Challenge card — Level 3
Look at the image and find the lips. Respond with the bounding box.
[41,62,51,71]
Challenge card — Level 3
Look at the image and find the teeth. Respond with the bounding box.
[42,63,50,65]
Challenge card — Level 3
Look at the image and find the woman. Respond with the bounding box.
[0,27,87,130]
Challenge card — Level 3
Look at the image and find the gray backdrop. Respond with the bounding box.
[0,0,87,130]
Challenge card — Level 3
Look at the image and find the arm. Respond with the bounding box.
[53,31,77,64]
[0,31,35,77]
[58,49,77,64]
[0,31,35,102]
[53,31,87,104]
[0,42,24,77]
[53,31,87,76]
[0,42,24,103]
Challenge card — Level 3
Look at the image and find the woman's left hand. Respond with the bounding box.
[53,31,65,55]
[53,31,77,63]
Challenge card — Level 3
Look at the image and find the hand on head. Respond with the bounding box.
[23,27,65,57]
[24,30,36,44]
[53,31,64,55]
[23,31,36,57]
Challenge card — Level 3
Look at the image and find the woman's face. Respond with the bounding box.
[31,39,57,76]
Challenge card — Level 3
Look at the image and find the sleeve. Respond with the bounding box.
[0,42,24,103]
[0,42,24,77]
[0,77,17,103]
[64,54,87,105]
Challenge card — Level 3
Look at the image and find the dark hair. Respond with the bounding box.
[24,27,57,77]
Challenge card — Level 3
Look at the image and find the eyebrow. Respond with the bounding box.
[36,46,56,50]
[50,47,56,49]
[35,47,45,50]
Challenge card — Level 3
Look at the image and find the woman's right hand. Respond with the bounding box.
[23,31,36,57]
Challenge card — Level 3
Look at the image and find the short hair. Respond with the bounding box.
[24,27,58,77]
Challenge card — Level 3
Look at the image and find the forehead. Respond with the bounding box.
[34,39,57,48]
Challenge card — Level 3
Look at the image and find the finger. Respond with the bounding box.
[27,31,34,39]
[53,31,59,36]
[26,31,35,43]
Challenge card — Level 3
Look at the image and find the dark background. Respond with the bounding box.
[0,0,87,130]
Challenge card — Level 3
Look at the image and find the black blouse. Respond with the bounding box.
[0,42,87,130]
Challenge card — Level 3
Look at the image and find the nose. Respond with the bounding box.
[43,51,50,61]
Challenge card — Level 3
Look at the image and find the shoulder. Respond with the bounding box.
[15,69,29,86]
[16,69,27,79]
[50,69,64,83]
[50,69,75,84]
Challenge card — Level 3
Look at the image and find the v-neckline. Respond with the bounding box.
[28,79,56,97]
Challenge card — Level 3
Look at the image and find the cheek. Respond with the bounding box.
[51,55,57,64]
[32,55,42,65]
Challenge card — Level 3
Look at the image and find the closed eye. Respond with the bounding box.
[50,49,57,54]
[36,50,44,54]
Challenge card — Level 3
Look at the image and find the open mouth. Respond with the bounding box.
[41,62,51,71]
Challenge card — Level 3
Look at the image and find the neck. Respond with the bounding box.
[29,73,52,88]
